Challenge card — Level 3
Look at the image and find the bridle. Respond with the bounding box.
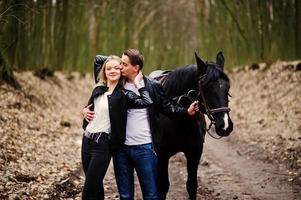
[196,77,231,139]
[171,76,231,139]
[154,70,231,139]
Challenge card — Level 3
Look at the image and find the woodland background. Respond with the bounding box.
[0,0,300,77]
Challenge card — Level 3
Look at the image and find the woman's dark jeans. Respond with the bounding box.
[81,134,111,200]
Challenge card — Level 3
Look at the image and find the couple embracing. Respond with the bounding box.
[81,49,199,200]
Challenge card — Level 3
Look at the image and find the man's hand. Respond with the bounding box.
[83,104,94,122]
[134,71,143,89]
[187,101,199,116]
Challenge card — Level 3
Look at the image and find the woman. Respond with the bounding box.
[81,55,153,200]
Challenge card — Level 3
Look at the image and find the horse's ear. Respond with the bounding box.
[195,52,207,75]
[216,51,224,70]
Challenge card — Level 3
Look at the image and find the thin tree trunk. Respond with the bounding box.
[87,0,97,56]
[295,0,301,57]
[0,52,20,89]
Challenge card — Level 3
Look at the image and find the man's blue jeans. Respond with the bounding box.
[113,143,159,200]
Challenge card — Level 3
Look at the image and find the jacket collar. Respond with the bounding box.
[92,83,123,98]
[143,75,151,87]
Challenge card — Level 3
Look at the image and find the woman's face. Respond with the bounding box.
[105,60,121,83]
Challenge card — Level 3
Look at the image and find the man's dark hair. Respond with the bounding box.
[123,49,144,70]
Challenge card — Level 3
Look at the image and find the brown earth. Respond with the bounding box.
[0,60,300,199]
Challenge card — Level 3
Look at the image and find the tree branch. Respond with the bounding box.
[0,3,38,20]
[220,0,249,44]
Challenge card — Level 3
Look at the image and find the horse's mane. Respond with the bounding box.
[163,63,230,97]
[163,65,199,97]
[202,62,230,85]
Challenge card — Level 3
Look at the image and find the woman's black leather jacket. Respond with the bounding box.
[82,84,153,151]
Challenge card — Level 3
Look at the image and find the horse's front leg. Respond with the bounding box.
[184,148,203,200]
[157,153,170,200]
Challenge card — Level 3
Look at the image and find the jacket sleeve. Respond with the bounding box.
[155,82,188,118]
[94,55,108,83]
[124,87,153,108]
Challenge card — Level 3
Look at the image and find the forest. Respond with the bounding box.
[1,0,300,78]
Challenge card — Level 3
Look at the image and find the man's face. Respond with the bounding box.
[120,54,138,78]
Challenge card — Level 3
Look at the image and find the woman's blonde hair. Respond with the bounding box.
[96,55,124,87]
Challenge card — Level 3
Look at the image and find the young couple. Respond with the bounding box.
[81,49,199,200]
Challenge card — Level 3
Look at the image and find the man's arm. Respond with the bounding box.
[155,82,198,117]
[83,104,95,122]
[125,71,153,108]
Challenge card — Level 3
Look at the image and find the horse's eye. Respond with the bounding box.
[228,93,232,98]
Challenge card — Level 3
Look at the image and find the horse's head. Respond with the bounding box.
[195,52,233,137]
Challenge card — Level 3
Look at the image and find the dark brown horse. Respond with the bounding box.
[149,52,233,200]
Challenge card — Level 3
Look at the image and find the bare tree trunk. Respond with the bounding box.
[296,0,301,57]
[0,52,20,89]
[87,0,97,56]
[54,0,67,70]
[258,0,265,60]
[0,0,21,88]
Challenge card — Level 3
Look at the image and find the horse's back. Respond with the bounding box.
[149,70,171,79]
[149,70,165,78]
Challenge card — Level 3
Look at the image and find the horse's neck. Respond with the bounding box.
[164,79,197,97]
[163,66,198,97]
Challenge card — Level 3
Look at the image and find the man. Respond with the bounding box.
[84,50,198,199]
[113,49,198,200]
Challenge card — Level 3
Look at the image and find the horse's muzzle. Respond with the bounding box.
[215,115,233,137]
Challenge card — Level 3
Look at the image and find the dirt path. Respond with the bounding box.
[139,134,300,200]
[75,132,299,200]
[200,136,300,200]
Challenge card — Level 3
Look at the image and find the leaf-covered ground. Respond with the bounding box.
[0,72,93,199]
[0,60,300,199]
[228,61,301,177]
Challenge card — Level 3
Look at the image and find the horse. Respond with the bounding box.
[149,51,233,200]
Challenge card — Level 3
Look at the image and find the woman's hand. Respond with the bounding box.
[134,71,143,89]
[83,104,95,122]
